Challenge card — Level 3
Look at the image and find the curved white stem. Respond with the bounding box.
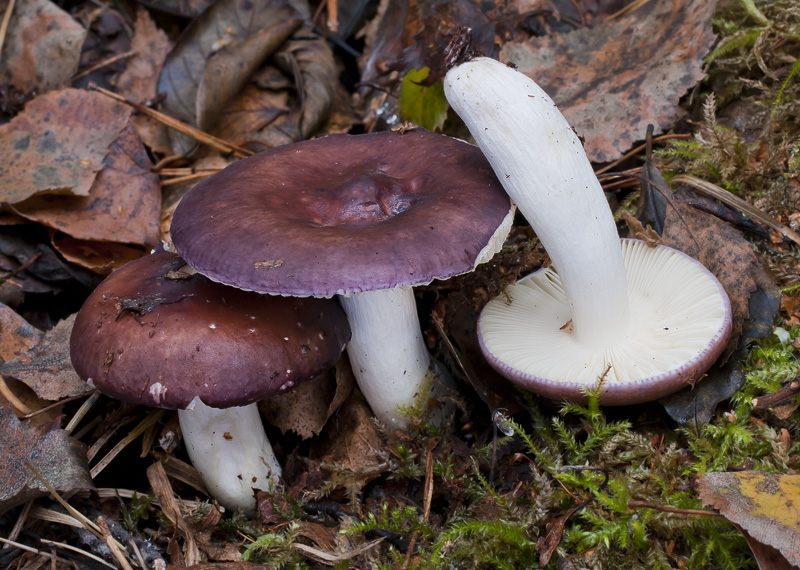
[178,399,280,515]
[445,57,630,348]
[339,287,436,429]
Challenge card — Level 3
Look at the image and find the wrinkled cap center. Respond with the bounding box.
[305,170,421,226]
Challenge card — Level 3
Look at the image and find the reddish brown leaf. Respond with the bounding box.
[735,523,799,570]
[0,303,44,362]
[0,314,90,401]
[0,407,92,513]
[697,471,800,568]
[500,0,716,162]
[166,564,274,570]
[12,123,161,246]
[0,0,86,93]
[0,89,132,203]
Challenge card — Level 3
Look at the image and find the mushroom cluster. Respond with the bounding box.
[170,128,513,428]
[70,251,351,514]
[443,47,732,404]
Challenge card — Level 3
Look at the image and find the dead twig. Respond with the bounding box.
[627,501,721,517]
[752,379,800,410]
[90,85,253,159]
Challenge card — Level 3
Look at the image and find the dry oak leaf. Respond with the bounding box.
[0,314,90,401]
[0,88,132,203]
[501,0,716,162]
[697,471,800,568]
[0,406,92,513]
[11,122,161,247]
[51,233,147,275]
[0,0,86,94]
[660,200,757,358]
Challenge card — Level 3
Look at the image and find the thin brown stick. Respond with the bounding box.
[160,172,217,187]
[0,376,33,414]
[0,0,16,59]
[72,50,137,81]
[595,134,691,175]
[65,390,101,435]
[752,379,800,410]
[2,252,42,285]
[90,85,253,159]
[672,174,800,247]
[20,393,87,420]
[628,500,721,517]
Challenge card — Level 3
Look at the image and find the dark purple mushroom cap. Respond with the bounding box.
[70,252,351,409]
[170,129,512,296]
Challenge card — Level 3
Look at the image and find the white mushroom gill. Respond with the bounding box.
[479,240,730,385]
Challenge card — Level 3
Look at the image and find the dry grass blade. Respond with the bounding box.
[0,536,39,554]
[293,538,384,565]
[38,538,118,569]
[90,85,254,159]
[146,460,201,566]
[73,50,138,81]
[90,408,166,478]
[0,0,15,57]
[65,390,101,434]
[671,174,800,246]
[97,516,135,570]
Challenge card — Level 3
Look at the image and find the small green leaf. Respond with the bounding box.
[398,68,449,132]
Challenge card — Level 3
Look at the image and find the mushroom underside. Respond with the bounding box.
[478,240,732,405]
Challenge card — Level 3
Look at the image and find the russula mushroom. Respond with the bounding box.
[70,252,350,513]
[443,35,732,404]
[170,129,514,428]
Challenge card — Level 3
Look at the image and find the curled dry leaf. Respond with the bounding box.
[0,0,86,93]
[0,89,132,203]
[11,122,160,247]
[0,314,91,401]
[0,406,93,513]
[697,471,800,568]
[51,233,146,275]
[500,0,716,162]
[259,357,354,439]
[11,123,161,247]
[274,28,340,138]
[156,0,303,155]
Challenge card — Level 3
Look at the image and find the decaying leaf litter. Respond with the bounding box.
[1,0,800,568]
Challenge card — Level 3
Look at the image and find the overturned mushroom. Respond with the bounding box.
[443,40,732,404]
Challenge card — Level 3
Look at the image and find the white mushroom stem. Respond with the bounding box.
[444,57,630,348]
[339,287,436,429]
[178,398,281,515]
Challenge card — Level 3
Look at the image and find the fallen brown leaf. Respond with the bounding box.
[0,314,90,401]
[0,88,132,203]
[0,0,86,93]
[501,0,716,162]
[0,406,93,513]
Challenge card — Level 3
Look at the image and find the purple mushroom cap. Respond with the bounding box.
[70,252,351,409]
[170,129,512,296]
